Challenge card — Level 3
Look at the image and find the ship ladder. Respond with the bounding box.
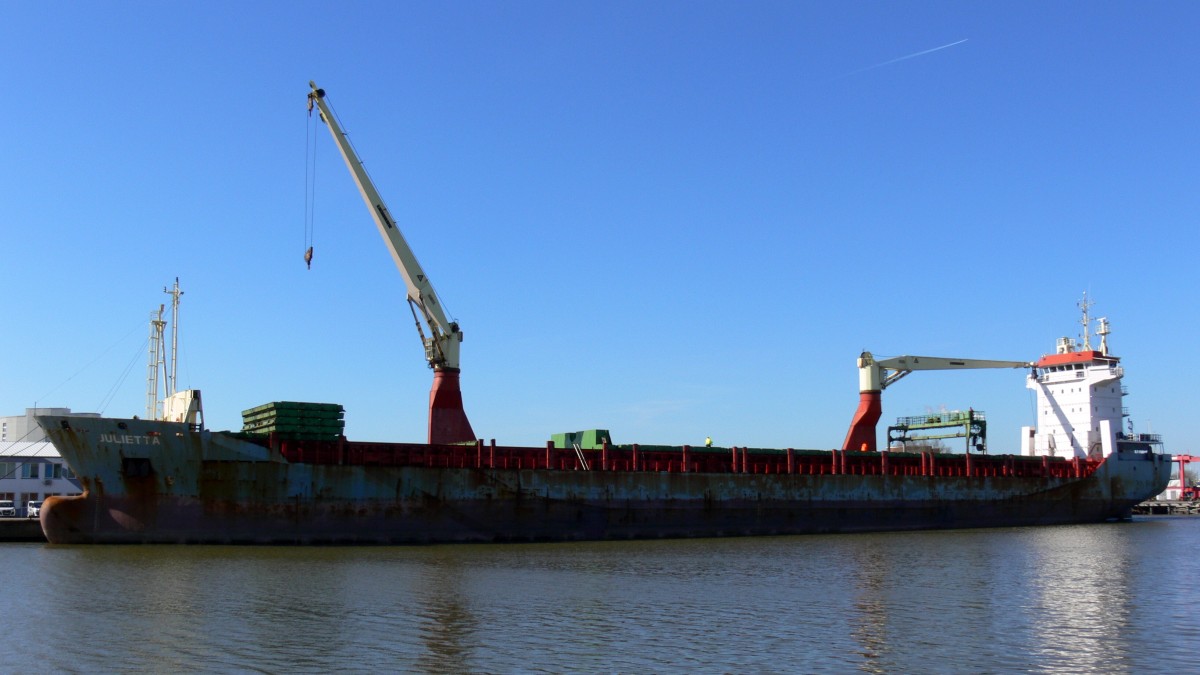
[572,443,591,471]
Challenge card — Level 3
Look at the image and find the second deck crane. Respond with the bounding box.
[308,82,475,445]
[842,352,1031,452]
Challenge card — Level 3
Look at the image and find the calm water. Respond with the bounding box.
[5,517,1198,673]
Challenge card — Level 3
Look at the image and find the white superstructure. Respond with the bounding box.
[1022,305,1142,460]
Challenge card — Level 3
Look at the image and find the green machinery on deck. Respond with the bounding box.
[888,409,987,453]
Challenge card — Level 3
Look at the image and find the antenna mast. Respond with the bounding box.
[146,305,166,419]
[164,278,184,396]
[1077,292,1094,350]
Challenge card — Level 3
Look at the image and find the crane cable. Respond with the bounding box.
[95,336,150,415]
[304,98,318,269]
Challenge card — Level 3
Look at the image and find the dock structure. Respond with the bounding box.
[0,519,46,541]
[1134,500,1200,516]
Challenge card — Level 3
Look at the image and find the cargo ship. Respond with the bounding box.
[33,310,1173,545]
[31,84,1171,543]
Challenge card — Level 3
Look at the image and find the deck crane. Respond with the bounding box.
[307,82,475,445]
[842,352,1031,452]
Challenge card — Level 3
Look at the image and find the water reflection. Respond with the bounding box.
[848,543,891,671]
[831,524,1181,674]
[1026,526,1138,672]
[7,519,1199,673]
[414,551,479,673]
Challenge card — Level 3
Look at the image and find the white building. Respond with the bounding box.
[0,408,92,516]
[2,407,100,443]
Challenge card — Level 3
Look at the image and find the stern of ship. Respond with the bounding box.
[1104,436,1174,517]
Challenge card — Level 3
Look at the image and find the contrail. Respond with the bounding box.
[838,39,968,78]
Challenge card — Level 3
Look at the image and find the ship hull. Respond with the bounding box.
[36,416,1173,545]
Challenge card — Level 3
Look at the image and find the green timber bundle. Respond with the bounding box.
[241,401,345,440]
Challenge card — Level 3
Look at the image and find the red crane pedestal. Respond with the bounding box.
[842,391,882,452]
[429,368,475,445]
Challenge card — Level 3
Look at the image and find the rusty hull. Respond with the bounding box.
[35,416,1173,545]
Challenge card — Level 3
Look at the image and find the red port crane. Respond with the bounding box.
[1174,455,1199,500]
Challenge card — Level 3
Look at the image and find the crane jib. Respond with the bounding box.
[375,203,394,229]
[308,81,473,442]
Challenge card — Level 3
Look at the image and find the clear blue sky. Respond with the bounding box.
[2,2,1196,452]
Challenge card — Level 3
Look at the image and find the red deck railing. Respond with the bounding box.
[260,436,1102,481]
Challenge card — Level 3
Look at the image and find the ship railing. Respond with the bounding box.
[1116,432,1163,453]
[272,437,1103,480]
[893,411,984,426]
[1117,432,1162,443]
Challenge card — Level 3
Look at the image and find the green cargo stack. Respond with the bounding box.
[241,401,345,441]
